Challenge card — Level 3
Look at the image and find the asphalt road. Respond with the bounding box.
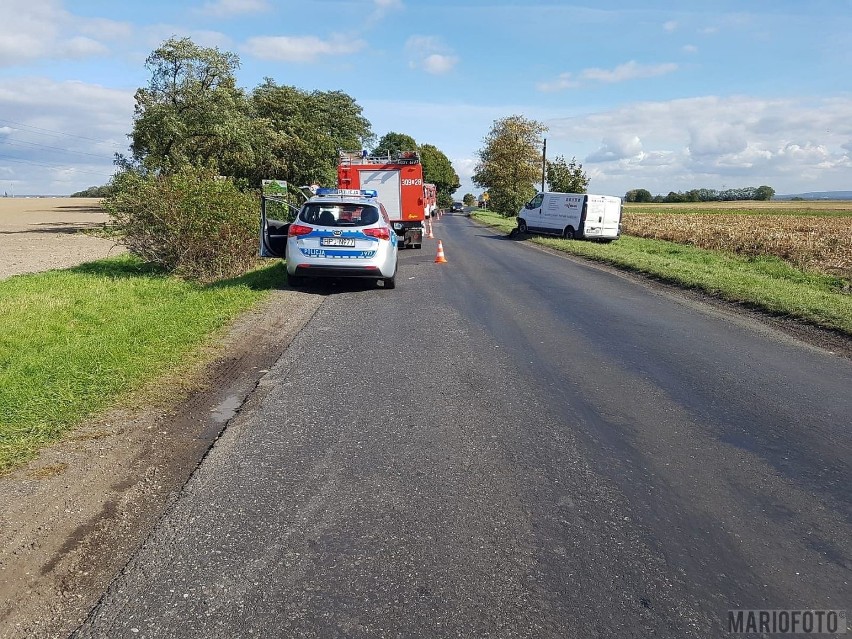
[75,213,851,637]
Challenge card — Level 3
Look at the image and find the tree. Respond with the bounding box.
[624,188,653,203]
[372,132,418,157]
[755,185,775,201]
[473,115,547,216]
[250,79,373,187]
[130,37,256,176]
[546,155,589,193]
[369,133,459,207]
[462,193,476,206]
[419,143,460,208]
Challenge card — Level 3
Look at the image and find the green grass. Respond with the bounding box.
[472,210,852,335]
[0,255,284,473]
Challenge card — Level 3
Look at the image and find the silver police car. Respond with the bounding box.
[285,189,398,288]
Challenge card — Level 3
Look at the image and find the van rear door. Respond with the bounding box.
[601,196,622,239]
[582,195,621,240]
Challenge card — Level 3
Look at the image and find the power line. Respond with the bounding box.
[2,139,114,160]
[0,117,120,145]
[0,153,116,179]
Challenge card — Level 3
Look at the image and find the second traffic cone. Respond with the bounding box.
[427,219,434,239]
[435,240,448,263]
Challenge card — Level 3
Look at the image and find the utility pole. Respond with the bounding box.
[541,138,546,193]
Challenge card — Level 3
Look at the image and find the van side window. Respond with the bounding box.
[527,194,544,209]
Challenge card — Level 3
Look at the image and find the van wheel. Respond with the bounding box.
[563,226,577,239]
[518,219,528,234]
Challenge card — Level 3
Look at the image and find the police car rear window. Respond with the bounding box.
[300,203,380,227]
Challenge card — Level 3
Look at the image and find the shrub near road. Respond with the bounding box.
[106,166,260,283]
[473,207,852,336]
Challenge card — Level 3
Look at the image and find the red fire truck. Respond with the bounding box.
[337,150,425,249]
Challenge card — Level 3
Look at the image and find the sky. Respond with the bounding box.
[1,0,852,198]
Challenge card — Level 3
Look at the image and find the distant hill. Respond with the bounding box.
[775,191,852,200]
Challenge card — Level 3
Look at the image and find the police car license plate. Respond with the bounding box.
[321,237,355,247]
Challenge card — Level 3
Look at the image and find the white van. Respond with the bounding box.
[517,192,622,241]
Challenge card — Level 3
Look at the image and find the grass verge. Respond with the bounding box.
[0,254,284,473]
[472,210,852,335]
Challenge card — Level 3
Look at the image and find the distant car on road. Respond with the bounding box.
[451,202,464,213]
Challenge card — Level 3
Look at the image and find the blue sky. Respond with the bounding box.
[1,0,851,197]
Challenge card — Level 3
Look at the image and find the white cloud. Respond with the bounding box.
[0,0,122,66]
[582,61,678,83]
[537,73,579,92]
[0,0,61,65]
[367,0,404,25]
[452,157,477,181]
[242,34,366,62]
[75,18,133,41]
[0,77,134,194]
[198,0,270,17]
[545,95,852,194]
[587,136,644,163]
[538,61,678,92]
[683,44,698,54]
[405,35,458,75]
[663,20,678,32]
[422,54,458,75]
[688,125,748,157]
[61,37,110,59]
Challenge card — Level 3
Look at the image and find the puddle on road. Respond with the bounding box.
[210,395,243,424]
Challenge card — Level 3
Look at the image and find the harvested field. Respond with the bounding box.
[0,197,125,280]
[622,204,852,279]
[625,200,852,215]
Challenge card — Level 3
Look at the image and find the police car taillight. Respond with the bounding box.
[363,227,391,241]
[288,224,313,236]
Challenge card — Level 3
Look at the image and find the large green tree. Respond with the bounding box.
[130,37,259,175]
[755,185,776,201]
[371,132,460,207]
[546,155,589,193]
[129,38,374,189]
[473,115,547,216]
[250,79,373,187]
[419,143,460,208]
[624,188,653,203]
[372,132,418,157]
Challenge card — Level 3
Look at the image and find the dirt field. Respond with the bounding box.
[0,199,322,638]
[0,198,124,280]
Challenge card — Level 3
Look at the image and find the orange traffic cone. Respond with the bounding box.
[426,219,434,239]
[435,240,448,263]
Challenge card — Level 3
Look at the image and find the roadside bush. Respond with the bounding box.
[104,166,260,282]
